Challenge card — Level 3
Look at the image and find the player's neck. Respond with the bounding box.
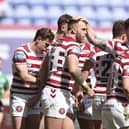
[66,33,76,41]
[29,42,39,53]
[55,33,65,40]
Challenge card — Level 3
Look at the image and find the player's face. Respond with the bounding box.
[38,39,51,51]
[76,21,87,43]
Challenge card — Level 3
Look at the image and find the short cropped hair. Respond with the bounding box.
[57,14,72,33]
[67,18,81,31]
[33,28,54,41]
[112,20,125,38]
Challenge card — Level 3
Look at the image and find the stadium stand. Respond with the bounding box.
[1,0,129,28]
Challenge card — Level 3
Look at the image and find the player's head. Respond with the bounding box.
[33,28,54,51]
[33,28,54,42]
[112,20,127,42]
[68,18,87,43]
[124,18,129,42]
[57,14,72,34]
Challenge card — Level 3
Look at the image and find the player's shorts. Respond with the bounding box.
[78,94,93,120]
[41,86,75,119]
[10,93,41,117]
[92,95,106,120]
[0,100,4,112]
[102,99,129,129]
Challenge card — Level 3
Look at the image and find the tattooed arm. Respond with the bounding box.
[67,55,94,97]
[86,23,114,53]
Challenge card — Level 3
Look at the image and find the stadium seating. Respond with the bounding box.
[1,0,129,27]
[13,5,31,19]
[112,7,128,21]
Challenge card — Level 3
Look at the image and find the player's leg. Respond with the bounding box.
[39,113,45,129]
[45,116,64,129]
[0,112,4,128]
[0,101,4,128]
[93,120,103,129]
[78,118,95,129]
[78,94,95,129]
[11,116,26,129]
[92,95,106,129]
[10,95,28,129]
[27,101,41,129]
[41,87,71,129]
[63,114,75,129]
[27,114,40,129]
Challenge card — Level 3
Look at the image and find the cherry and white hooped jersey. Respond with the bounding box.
[11,44,46,95]
[79,42,95,88]
[93,47,114,96]
[46,37,81,91]
[93,39,129,96]
[107,53,129,102]
[100,39,128,56]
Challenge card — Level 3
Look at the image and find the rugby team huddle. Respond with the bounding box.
[10,14,129,129]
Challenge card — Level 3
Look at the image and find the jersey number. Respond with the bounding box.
[101,61,111,76]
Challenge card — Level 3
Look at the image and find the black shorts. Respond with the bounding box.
[0,100,4,112]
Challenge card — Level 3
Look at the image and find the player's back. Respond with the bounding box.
[46,37,80,91]
[94,47,114,96]
[107,53,129,102]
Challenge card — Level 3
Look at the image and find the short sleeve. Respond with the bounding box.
[67,45,81,58]
[123,65,129,78]
[13,51,27,64]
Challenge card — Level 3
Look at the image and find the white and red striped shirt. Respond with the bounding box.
[46,37,81,91]
[107,53,129,102]
[100,39,128,56]
[11,44,46,95]
[79,42,95,88]
[93,47,114,96]
[93,39,128,96]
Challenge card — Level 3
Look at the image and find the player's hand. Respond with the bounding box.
[72,16,88,24]
[86,88,95,98]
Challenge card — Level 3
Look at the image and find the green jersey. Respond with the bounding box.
[0,72,9,99]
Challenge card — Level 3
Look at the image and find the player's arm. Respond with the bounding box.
[15,63,38,83]
[39,54,49,89]
[14,51,38,83]
[67,55,94,97]
[122,77,129,100]
[122,64,129,100]
[86,23,113,53]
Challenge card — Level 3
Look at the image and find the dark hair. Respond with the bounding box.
[57,14,72,33]
[33,28,54,41]
[112,20,125,38]
[124,18,129,30]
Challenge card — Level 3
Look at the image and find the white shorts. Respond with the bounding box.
[10,93,41,117]
[92,95,106,120]
[78,94,93,120]
[41,86,75,119]
[102,99,129,129]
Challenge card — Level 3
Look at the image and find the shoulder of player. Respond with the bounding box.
[115,53,129,65]
[15,44,30,53]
